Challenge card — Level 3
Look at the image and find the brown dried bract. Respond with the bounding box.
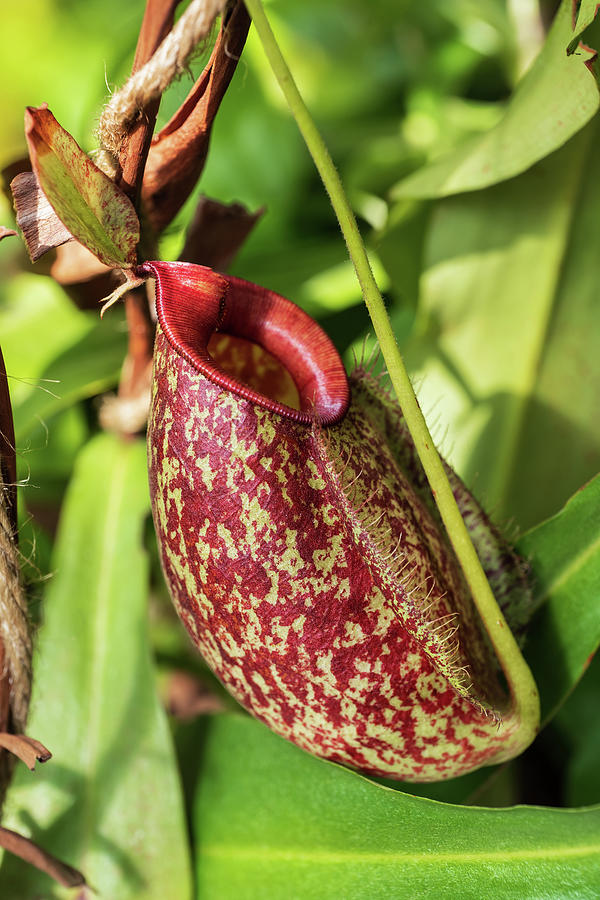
[179,196,263,270]
[0,733,51,771]
[10,171,73,262]
[0,827,86,889]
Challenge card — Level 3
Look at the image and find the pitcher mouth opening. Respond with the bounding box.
[139,261,351,426]
[207,333,301,411]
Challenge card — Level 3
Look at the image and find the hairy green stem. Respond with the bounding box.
[244,0,539,742]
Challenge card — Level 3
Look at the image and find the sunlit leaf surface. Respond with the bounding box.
[403,122,600,531]
[393,0,600,197]
[519,474,600,724]
[191,713,600,899]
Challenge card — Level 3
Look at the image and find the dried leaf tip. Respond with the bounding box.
[0,733,51,770]
[0,827,86,889]
[10,171,73,262]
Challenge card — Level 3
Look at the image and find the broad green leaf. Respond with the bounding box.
[553,653,600,807]
[393,0,600,198]
[403,120,600,531]
[518,474,600,724]
[13,316,126,441]
[191,713,600,899]
[18,406,88,507]
[25,105,139,267]
[0,273,127,441]
[0,434,192,900]
[571,0,600,47]
[0,274,91,410]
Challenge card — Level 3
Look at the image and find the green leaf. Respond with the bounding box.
[0,274,127,442]
[402,120,600,531]
[25,105,140,268]
[191,713,600,899]
[392,0,600,198]
[0,434,192,900]
[570,0,600,48]
[13,316,127,442]
[518,474,600,725]
[553,653,600,807]
[0,274,91,411]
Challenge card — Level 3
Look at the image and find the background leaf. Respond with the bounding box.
[553,653,600,808]
[188,713,600,899]
[393,0,600,198]
[0,434,192,900]
[519,473,600,725]
[13,317,126,442]
[401,119,600,532]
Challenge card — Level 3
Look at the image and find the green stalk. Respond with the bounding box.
[244,0,539,744]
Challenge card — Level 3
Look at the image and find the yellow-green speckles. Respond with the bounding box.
[240,491,276,543]
[195,453,217,490]
[312,533,346,577]
[217,522,239,559]
[306,458,326,490]
[278,529,303,576]
[255,408,277,445]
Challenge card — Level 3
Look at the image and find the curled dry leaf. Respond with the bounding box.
[142,1,251,233]
[10,172,73,262]
[0,227,17,242]
[179,196,263,270]
[0,827,86,889]
[0,734,51,771]
[24,104,140,268]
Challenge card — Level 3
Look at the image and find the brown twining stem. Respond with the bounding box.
[117,0,184,202]
[0,348,17,537]
[116,1,250,411]
[0,348,16,784]
[117,1,183,406]
[118,287,156,405]
[0,827,86,889]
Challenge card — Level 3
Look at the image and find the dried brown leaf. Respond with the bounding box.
[179,195,263,270]
[10,172,73,262]
[0,827,86,888]
[0,733,51,770]
[1,157,31,198]
[0,227,17,241]
[142,1,250,232]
